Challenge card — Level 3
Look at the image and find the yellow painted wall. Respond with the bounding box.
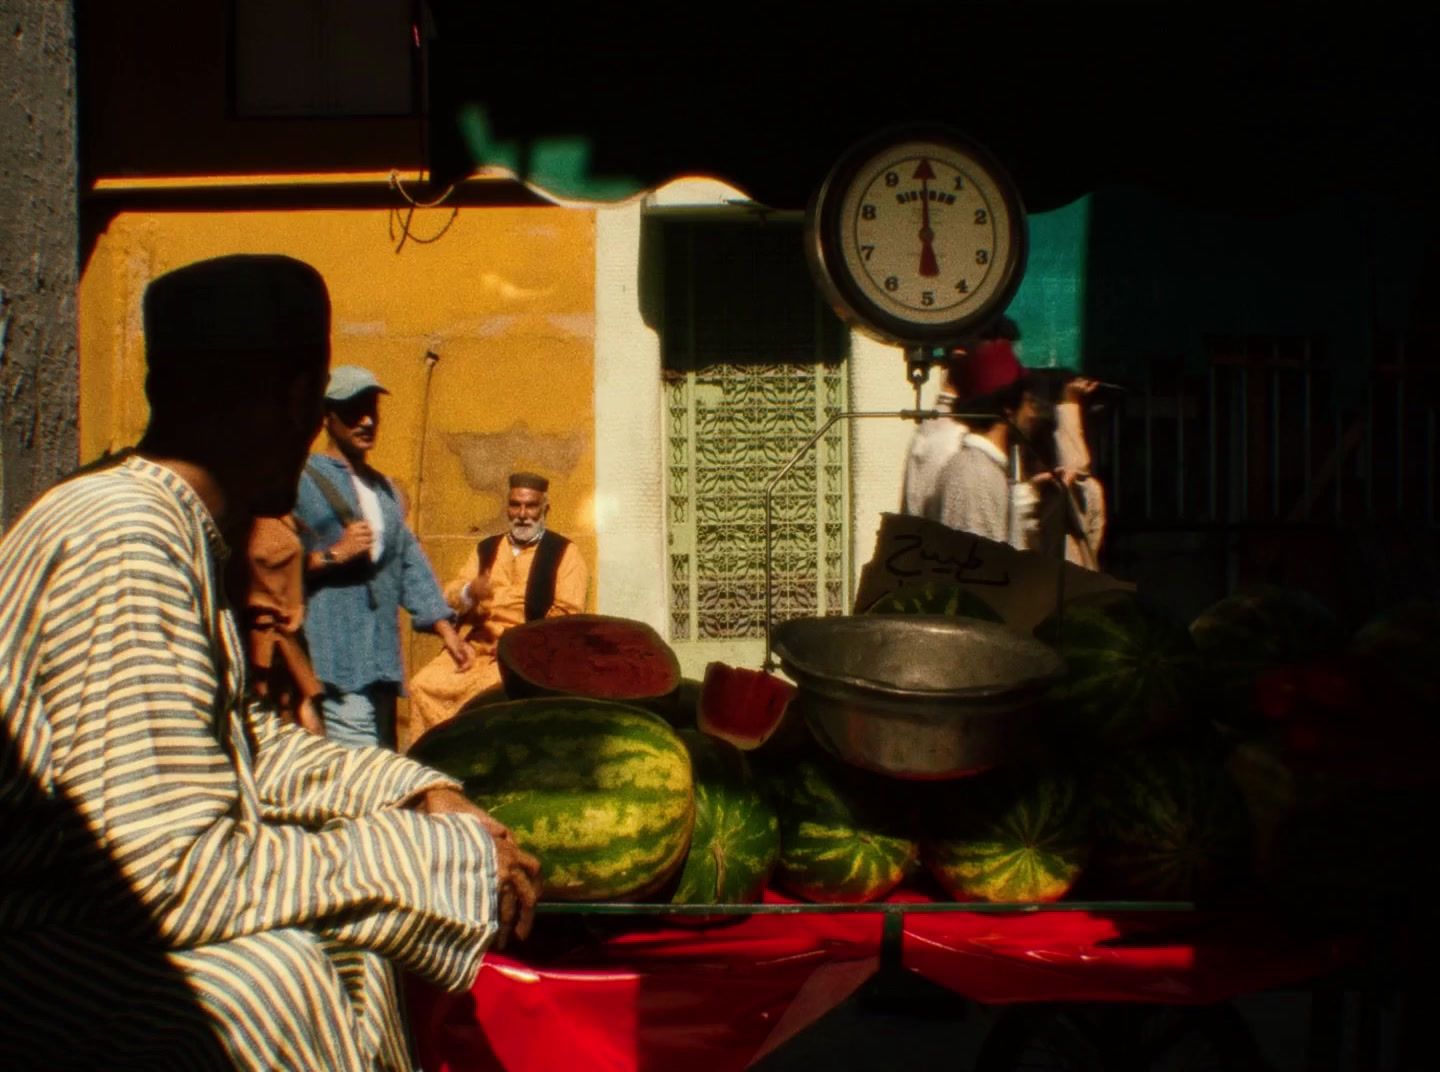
[78,200,598,679]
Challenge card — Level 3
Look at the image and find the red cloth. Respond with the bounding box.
[409,894,1362,1072]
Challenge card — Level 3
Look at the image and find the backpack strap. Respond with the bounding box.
[304,461,358,526]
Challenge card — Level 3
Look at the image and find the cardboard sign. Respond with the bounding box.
[854,513,1132,634]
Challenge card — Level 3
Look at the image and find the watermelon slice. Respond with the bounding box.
[696,662,797,751]
[497,614,682,703]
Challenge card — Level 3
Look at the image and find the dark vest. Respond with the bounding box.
[477,531,572,623]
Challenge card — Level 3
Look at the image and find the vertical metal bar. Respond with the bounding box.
[1208,366,1218,522]
[1334,406,1344,523]
[1366,374,1375,520]
[1270,351,1281,519]
[1176,366,1186,520]
[1396,339,1406,515]
[1144,364,1154,521]
[1112,402,1122,519]
[1302,342,1313,522]
[1428,407,1436,528]
[1238,366,1249,523]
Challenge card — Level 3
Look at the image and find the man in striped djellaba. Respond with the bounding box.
[0,255,540,1070]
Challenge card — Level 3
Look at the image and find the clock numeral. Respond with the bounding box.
[862,204,877,220]
[974,208,989,225]
[884,276,900,292]
[921,291,935,307]
[955,279,969,293]
[976,249,990,265]
[953,176,964,191]
[884,171,899,188]
[860,245,875,261]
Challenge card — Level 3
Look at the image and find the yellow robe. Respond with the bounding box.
[404,534,588,750]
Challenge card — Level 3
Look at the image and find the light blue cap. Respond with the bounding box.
[325,365,389,403]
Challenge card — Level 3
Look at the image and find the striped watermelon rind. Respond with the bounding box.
[670,730,780,905]
[409,698,696,902]
[1034,590,1202,748]
[866,581,1003,622]
[1189,586,1345,723]
[923,766,1091,903]
[763,756,917,903]
[1088,743,1251,901]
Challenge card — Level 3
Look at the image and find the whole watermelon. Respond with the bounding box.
[409,698,695,901]
[1189,586,1345,726]
[1033,591,1202,748]
[923,765,1091,903]
[1087,743,1251,901]
[763,755,917,903]
[866,581,1003,623]
[670,731,780,905]
[1349,599,1440,716]
[497,614,682,703]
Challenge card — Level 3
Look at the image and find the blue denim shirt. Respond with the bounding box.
[295,454,451,694]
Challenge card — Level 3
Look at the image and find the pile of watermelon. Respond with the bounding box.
[408,595,1440,917]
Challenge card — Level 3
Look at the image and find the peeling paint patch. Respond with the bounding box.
[444,422,588,501]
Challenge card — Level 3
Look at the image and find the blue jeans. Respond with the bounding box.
[321,683,398,749]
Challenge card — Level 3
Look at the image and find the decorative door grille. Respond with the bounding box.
[658,219,851,645]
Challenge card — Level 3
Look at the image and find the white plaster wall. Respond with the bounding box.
[847,332,926,607]
[593,200,668,631]
[594,179,927,671]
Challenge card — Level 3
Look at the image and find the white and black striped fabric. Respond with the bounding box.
[0,457,499,1070]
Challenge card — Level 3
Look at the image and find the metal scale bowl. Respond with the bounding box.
[771,614,1064,780]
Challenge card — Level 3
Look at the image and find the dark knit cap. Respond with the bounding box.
[509,471,550,492]
[143,254,330,365]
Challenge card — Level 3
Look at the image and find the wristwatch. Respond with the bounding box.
[322,548,339,566]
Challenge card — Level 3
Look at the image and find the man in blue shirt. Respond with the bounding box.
[296,366,472,748]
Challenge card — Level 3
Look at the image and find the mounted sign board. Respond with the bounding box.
[855,513,1132,635]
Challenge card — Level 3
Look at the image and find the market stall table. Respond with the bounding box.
[409,891,1364,1072]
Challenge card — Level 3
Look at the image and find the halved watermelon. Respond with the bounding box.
[497,614,682,703]
[696,662,797,751]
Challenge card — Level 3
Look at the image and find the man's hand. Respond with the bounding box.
[1063,376,1100,404]
[416,787,542,946]
[296,696,326,737]
[330,521,374,564]
[435,619,475,673]
[466,571,493,607]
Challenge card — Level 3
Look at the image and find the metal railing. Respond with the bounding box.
[1091,341,1438,532]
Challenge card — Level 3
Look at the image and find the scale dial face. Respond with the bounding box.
[807,129,1028,345]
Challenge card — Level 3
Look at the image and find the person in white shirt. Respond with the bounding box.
[901,317,1021,521]
[936,336,1044,548]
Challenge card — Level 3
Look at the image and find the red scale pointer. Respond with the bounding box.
[915,158,940,278]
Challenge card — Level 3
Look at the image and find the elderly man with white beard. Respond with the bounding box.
[403,471,588,749]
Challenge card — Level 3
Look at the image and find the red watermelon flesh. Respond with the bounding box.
[697,662,797,750]
[498,614,682,701]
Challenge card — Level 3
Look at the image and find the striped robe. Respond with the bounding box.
[0,458,499,1070]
